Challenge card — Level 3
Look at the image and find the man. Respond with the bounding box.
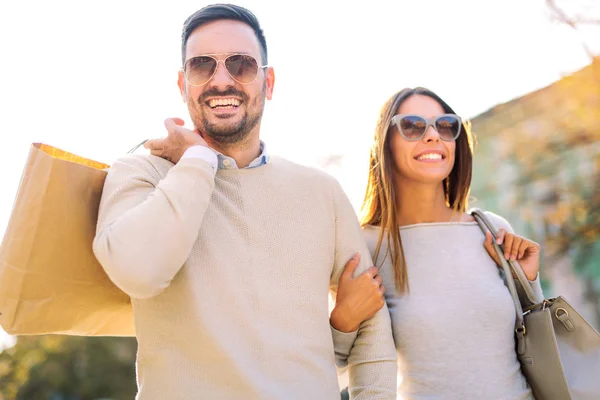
[93,4,396,399]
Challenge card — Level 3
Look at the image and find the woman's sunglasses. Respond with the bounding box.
[182,53,269,86]
[390,114,462,141]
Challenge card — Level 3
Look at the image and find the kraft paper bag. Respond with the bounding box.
[0,143,135,336]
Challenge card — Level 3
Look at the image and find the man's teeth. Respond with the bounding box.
[417,153,443,160]
[208,98,241,108]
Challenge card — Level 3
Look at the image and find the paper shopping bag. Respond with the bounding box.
[0,143,135,336]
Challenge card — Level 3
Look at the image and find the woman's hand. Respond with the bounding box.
[483,230,541,281]
[330,254,386,333]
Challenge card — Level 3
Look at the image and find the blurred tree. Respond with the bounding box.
[470,57,600,326]
[0,336,137,400]
[542,0,599,322]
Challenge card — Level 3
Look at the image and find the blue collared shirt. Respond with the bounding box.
[180,141,270,176]
[214,141,270,170]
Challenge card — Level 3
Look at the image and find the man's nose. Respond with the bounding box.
[208,60,236,89]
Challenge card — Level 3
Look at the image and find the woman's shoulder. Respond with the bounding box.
[361,224,381,238]
[480,210,515,234]
[360,224,384,253]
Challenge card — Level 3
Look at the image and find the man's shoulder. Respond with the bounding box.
[112,153,171,167]
[108,154,173,181]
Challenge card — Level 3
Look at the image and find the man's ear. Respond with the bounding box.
[178,71,187,102]
[265,67,275,100]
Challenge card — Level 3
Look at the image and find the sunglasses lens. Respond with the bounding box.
[399,116,427,140]
[225,54,260,84]
[435,116,461,140]
[184,56,217,86]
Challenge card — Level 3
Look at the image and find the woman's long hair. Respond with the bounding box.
[360,87,475,293]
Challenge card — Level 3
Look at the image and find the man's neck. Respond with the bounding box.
[205,134,262,169]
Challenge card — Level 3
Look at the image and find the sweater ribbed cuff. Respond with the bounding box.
[330,324,358,367]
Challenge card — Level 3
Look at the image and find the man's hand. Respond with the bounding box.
[483,230,541,281]
[330,253,386,333]
[144,118,208,164]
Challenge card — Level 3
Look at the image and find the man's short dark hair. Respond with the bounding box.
[181,4,268,65]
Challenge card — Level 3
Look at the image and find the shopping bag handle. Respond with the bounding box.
[126,140,148,155]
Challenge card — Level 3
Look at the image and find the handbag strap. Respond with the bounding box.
[470,208,531,333]
[470,208,539,304]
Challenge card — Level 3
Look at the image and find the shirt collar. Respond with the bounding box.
[215,141,270,170]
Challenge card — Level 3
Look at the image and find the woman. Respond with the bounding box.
[331,87,544,399]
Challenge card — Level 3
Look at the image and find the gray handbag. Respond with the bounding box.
[471,209,600,400]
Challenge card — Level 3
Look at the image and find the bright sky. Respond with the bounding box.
[0,0,598,346]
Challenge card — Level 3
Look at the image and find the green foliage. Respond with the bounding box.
[0,336,137,400]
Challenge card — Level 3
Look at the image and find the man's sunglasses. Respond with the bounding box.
[182,53,269,86]
[390,114,462,141]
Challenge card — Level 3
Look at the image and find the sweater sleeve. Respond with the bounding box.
[329,179,397,399]
[330,325,357,370]
[93,155,215,299]
[484,212,545,304]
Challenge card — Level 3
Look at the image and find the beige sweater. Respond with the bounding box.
[334,213,543,400]
[93,154,397,400]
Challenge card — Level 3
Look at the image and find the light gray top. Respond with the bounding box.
[334,212,542,399]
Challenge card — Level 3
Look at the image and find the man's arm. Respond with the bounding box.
[329,179,397,399]
[93,153,215,299]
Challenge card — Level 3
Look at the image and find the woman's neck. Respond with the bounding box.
[394,179,459,226]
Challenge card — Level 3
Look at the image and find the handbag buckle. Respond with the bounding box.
[542,299,549,310]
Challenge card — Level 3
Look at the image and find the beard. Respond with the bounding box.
[188,86,266,145]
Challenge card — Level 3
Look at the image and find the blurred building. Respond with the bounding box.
[470,57,600,328]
